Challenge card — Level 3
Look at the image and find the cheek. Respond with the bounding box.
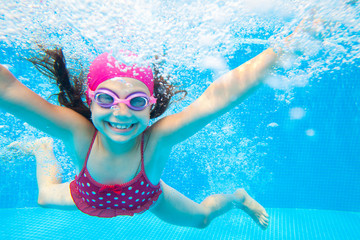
[90,110,101,127]
[90,105,110,122]
[137,109,151,123]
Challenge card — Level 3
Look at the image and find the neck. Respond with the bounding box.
[98,133,141,156]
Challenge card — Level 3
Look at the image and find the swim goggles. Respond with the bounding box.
[88,88,157,111]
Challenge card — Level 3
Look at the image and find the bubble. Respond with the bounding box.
[267,122,279,127]
[201,56,228,72]
[306,129,315,136]
[125,83,133,88]
[2,0,358,90]
[265,75,292,90]
[242,0,275,14]
[290,107,306,120]
[110,105,119,110]
[111,77,126,83]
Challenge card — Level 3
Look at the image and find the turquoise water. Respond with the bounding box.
[1,208,360,240]
[1,0,360,239]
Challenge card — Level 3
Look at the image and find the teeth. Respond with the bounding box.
[109,122,133,130]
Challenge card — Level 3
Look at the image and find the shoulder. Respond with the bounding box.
[69,121,97,170]
[141,125,172,180]
[144,120,176,152]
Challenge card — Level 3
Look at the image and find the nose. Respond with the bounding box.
[112,103,131,117]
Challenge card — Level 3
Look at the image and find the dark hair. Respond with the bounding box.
[27,47,186,121]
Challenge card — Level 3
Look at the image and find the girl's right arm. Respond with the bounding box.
[0,64,94,147]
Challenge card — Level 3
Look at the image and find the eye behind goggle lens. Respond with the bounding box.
[130,96,148,108]
[95,93,114,106]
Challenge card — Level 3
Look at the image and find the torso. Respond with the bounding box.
[72,125,170,187]
[87,138,143,184]
[69,130,162,217]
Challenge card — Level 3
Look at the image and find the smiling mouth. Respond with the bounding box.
[107,122,135,131]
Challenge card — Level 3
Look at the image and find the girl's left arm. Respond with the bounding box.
[152,48,277,147]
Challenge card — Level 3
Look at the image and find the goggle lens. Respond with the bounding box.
[129,96,148,109]
[95,93,115,107]
[90,89,156,111]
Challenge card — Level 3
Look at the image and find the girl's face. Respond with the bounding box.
[90,77,152,143]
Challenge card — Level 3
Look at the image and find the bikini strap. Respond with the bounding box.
[84,130,98,167]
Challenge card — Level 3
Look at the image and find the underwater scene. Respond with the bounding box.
[0,0,359,239]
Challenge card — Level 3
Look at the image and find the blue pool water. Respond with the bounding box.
[1,208,360,239]
[1,0,360,239]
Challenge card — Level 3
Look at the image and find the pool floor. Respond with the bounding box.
[1,207,359,240]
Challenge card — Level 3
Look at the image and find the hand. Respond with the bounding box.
[275,14,325,56]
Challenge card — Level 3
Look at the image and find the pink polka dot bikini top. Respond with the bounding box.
[69,131,162,218]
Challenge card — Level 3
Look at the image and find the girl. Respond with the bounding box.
[0,46,277,230]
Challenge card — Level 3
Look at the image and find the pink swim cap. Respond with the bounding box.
[86,52,154,105]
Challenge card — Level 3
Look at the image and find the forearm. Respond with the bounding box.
[154,48,278,144]
[0,64,91,141]
[205,48,277,109]
[0,64,18,95]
